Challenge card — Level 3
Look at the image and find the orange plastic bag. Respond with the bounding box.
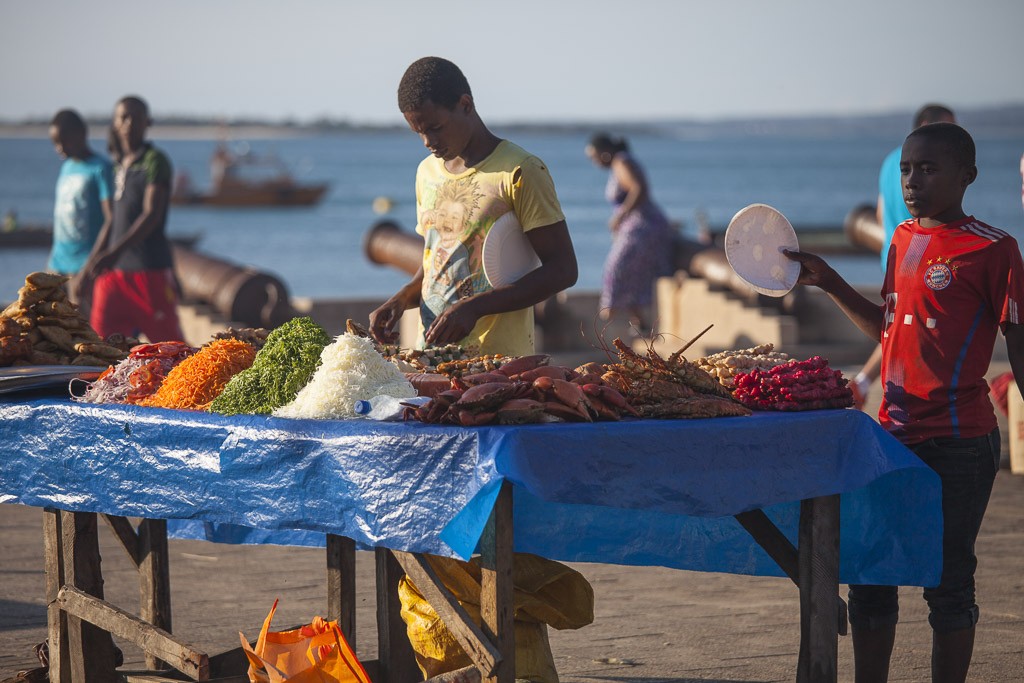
[240,599,371,683]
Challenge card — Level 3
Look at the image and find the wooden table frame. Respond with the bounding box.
[40,481,844,683]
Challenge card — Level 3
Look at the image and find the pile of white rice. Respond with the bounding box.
[274,334,415,420]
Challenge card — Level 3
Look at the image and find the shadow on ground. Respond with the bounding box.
[0,599,45,631]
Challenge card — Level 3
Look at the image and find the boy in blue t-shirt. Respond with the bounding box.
[47,109,114,304]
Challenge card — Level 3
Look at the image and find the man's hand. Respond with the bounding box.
[69,273,92,305]
[369,271,423,345]
[425,298,479,346]
[89,251,116,276]
[369,297,407,344]
[783,249,836,289]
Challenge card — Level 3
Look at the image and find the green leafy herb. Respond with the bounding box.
[209,317,330,415]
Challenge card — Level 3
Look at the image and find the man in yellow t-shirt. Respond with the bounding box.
[370,57,578,357]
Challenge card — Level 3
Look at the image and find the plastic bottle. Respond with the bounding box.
[354,395,429,421]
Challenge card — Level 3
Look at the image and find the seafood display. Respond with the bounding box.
[403,338,760,425]
[696,343,792,388]
[732,356,854,411]
[382,344,479,373]
[404,351,626,425]
[344,318,478,373]
[209,327,271,351]
[1,272,132,367]
[1,282,853,423]
[600,337,752,419]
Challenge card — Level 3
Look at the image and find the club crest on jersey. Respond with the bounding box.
[924,257,957,291]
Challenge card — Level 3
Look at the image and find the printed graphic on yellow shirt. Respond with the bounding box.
[421,177,491,332]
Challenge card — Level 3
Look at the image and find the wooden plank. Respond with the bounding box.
[478,482,514,683]
[57,586,209,681]
[139,518,172,670]
[102,514,141,567]
[326,534,356,647]
[796,495,840,683]
[61,510,119,682]
[734,509,800,579]
[735,509,847,635]
[43,508,70,683]
[392,551,501,677]
[374,548,419,683]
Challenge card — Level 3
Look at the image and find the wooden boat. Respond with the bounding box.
[173,181,328,207]
[0,224,53,249]
[172,145,329,207]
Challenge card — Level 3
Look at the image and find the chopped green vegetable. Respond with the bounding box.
[209,317,331,415]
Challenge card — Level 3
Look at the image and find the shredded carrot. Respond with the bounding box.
[139,339,257,411]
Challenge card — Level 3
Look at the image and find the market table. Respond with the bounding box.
[0,397,942,683]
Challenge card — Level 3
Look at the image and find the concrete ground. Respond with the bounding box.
[2,369,1022,682]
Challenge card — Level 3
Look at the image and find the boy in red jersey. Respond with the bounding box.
[786,122,1024,683]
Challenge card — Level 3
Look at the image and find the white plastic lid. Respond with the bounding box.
[724,203,801,297]
[482,212,541,287]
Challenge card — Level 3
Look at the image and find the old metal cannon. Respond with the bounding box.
[171,244,294,329]
[363,220,423,275]
[843,203,884,255]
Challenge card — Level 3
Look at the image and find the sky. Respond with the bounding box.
[1,0,1022,125]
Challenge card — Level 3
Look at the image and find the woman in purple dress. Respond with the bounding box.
[586,133,675,332]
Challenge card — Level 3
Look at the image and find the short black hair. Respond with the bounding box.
[905,122,976,168]
[50,109,86,136]
[589,133,629,155]
[913,103,954,129]
[397,57,471,112]
[117,95,149,116]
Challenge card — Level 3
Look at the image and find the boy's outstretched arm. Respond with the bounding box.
[1004,323,1024,399]
[784,249,885,341]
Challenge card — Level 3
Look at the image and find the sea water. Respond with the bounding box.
[2,129,1022,301]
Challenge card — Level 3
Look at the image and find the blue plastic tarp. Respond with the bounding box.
[0,397,942,586]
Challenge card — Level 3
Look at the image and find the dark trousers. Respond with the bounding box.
[848,429,1000,633]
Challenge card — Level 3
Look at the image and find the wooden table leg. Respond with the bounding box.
[735,508,848,636]
[60,511,119,682]
[43,509,70,683]
[327,534,356,647]
[478,482,514,683]
[796,494,840,683]
[139,518,171,670]
[375,547,420,683]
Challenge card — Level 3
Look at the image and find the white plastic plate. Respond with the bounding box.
[724,204,801,297]
[482,212,541,287]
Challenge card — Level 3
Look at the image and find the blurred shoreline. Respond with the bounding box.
[3,102,1023,141]
[0,123,316,140]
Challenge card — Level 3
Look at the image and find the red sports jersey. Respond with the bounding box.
[880,216,1024,444]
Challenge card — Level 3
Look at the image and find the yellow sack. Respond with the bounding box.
[398,553,595,683]
[240,599,371,683]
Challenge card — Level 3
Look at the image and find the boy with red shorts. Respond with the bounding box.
[80,95,184,342]
[786,122,1024,682]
